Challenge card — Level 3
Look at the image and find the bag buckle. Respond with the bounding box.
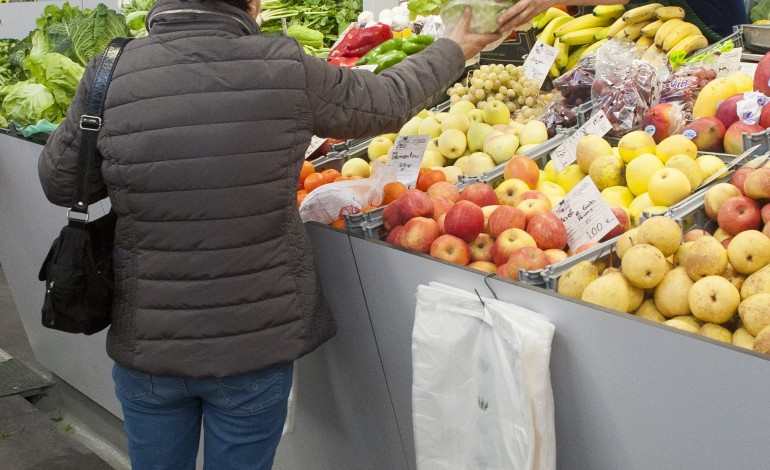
[66,209,89,223]
[79,115,101,131]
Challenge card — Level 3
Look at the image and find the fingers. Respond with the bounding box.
[456,6,473,32]
[497,1,528,26]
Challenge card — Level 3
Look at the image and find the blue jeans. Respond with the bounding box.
[112,362,293,470]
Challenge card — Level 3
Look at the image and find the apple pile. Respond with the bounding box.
[367,100,550,182]
[557,166,770,354]
[382,175,572,281]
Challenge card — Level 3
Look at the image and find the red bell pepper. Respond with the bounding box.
[328,23,393,60]
[328,56,360,68]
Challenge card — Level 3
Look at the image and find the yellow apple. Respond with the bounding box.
[438,165,463,182]
[440,113,472,133]
[555,164,586,193]
[656,134,698,163]
[516,143,539,155]
[628,193,654,227]
[482,99,511,125]
[647,168,691,206]
[483,133,520,164]
[543,160,558,182]
[519,120,549,146]
[617,130,657,163]
[341,157,371,177]
[625,153,664,196]
[462,152,496,176]
[466,122,495,152]
[417,117,443,139]
[666,154,704,189]
[367,136,393,161]
[420,150,447,168]
[495,178,530,206]
[696,154,727,180]
[449,100,476,114]
[399,115,423,136]
[601,186,634,208]
[576,134,613,174]
[438,129,467,159]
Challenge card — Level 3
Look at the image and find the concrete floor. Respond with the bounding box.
[0,264,130,470]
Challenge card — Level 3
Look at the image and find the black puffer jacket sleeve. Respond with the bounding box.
[303,38,466,140]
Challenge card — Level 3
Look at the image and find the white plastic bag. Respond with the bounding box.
[412,282,556,470]
[299,162,397,224]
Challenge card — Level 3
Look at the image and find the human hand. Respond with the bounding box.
[497,0,556,33]
[445,7,505,60]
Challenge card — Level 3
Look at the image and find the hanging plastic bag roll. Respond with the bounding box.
[412,282,556,470]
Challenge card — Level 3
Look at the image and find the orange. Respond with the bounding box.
[334,175,350,182]
[382,181,408,205]
[321,169,341,184]
[330,218,346,229]
[304,173,325,192]
[297,190,308,206]
[299,160,315,185]
[361,205,378,213]
[416,169,446,192]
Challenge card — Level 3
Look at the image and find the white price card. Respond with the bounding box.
[552,176,617,251]
[352,64,377,72]
[522,41,559,90]
[304,136,326,159]
[549,110,613,172]
[713,48,742,77]
[740,62,758,77]
[387,134,431,189]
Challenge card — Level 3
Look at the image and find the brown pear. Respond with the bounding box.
[654,267,694,318]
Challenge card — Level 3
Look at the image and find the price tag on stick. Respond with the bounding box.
[522,41,559,90]
[387,134,430,189]
[552,176,618,251]
[549,110,613,172]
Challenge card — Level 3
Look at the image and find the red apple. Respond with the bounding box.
[526,212,568,250]
[517,198,551,222]
[491,228,537,266]
[724,122,764,155]
[430,195,455,221]
[721,237,732,249]
[600,204,630,241]
[386,225,404,246]
[683,228,710,242]
[714,93,744,130]
[705,182,743,219]
[469,233,495,262]
[743,167,770,199]
[643,102,685,143]
[762,203,770,224]
[764,221,770,238]
[731,167,755,196]
[574,242,599,254]
[717,196,761,235]
[503,156,540,189]
[400,217,440,253]
[382,201,401,231]
[683,117,726,153]
[760,101,770,129]
[487,205,527,238]
[429,234,471,265]
[514,189,550,208]
[505,246,550,281]
[460,182,499,207]
[436,213,447,234]
[496,263,510,278]
[544,248,569,264]
[397,189,434,224]
[468,261,498,273]
[443,200,485,242]
[426,181,460,203]
[753,51,770,96]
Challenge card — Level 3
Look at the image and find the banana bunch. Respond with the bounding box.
[532,5,627,79]
[602,4,709,62]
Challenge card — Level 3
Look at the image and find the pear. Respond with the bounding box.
[466,122,495,152]
[689,276,740,324]
[626,284,645,312]
[673,241,694,266]
[699,323,733,343]
[740,264,770,299]
[636,215,682,258]
[683,235,727,281]
[557,261,599,300]
[720,263,747,292]
[753,324,770,354]
[733,327,756,350]
[621,244,668,289]
[616,227,639,259]
[726,230,770,275]
[663,315,701,333]
[653,267,694,318]
[588,154,625,191]
[518,120,549,146]
[738,293,770,336]
[581,272,631,312]
[635,299,665,323]
[576,134,613,174]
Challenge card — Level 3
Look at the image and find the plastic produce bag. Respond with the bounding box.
[659,65,717,121]
[412,282,556,470]
[439,0,516,52]
[19,119,58,137]
[299,162,397,224]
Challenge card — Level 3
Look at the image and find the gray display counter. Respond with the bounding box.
[2,133,770,469]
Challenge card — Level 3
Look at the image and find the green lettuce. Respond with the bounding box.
[752,0,770,22]
[23,53,84,109]
[408,0,516,33]
[69,4,130,66]
[1,81,58,127]
[408,0,445,19]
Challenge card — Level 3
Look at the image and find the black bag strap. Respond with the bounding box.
[70,37,132,219]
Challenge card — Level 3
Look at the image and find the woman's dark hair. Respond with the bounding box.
[215,0,249,12]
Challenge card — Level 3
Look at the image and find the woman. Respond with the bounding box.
[38,1,504,468]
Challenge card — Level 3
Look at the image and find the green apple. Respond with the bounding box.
[420,150,447,168]
[438,165,463,182]
[453,155,470,172]
[440,113,472,133]
[437,129,467,159]
[417,117,443,139]
[519,120,549,146]
[399,116,423,136]
[515,144,539,155]
[625,153,664,196]
[483,133,520,165]
[463,152,496,176]
[647,167,691,206]
[466,122,495,152]
[601,185,634,208]
[341,157,371,178]
[482,99,511,125]
[449,100,476,114]
[417,109,434,119]
[367,136,393,161]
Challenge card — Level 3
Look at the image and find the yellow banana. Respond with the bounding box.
[581,38,607,58]
[566,44,590,71]
[641,43,665,64]
[662,22,702,51]
[560,27,605,45]
[532,7,570,29]
[605,16,629,38]
[668,34,708,56]
[536,16,573,46]
[549,63,562,79]
[636,34,654,49]
[595,26,610,40]
[654,18,684,47]
[655,6,686,21]
[641,19,664,38]
[621,3,663,24]
[554,37,570,69]
[593,4,626,19]
[618,20,651,42]
[554,14,615,37]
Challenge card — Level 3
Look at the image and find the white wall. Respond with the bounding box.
[363,0,398,16]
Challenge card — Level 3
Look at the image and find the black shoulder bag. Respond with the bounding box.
[38,37,131,335]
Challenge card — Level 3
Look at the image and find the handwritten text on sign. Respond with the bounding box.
[552,176,618,251]
[387,134,430,189]
[522,41,559,90]
[550,110,613,172]
[304,136,326,159]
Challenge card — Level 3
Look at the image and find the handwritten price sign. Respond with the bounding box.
[550,110,613,172]
[387,135,430,188]
[522,41,559,90]
[552,176,618,251]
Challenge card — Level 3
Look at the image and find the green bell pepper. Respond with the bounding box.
[356,37,404,65]
[371,50,408,73]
